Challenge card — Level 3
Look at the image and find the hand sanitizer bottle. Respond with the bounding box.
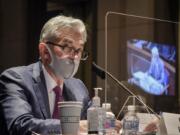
[87,88,105,135]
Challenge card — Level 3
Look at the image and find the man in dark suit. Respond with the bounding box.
[0,15,91,135]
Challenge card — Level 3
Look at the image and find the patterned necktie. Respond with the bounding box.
[52,86,63,119]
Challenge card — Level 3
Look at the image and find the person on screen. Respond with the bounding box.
[147,46,169,94]
[0,15,91,135]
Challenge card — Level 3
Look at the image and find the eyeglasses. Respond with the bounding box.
[45,41,88,61]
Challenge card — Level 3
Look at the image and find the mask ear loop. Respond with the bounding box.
[70,59,80,78]
[45,44,65,80]
[45,44,54,67]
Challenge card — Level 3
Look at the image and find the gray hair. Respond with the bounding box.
[39,15,87,43]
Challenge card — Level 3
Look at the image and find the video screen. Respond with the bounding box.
[127,39,176,96]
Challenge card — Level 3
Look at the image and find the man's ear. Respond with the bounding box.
[39,43,51,64]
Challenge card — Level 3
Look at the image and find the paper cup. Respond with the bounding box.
[58,101,83,135]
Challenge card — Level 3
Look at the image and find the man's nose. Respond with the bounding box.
[68,50,77,60]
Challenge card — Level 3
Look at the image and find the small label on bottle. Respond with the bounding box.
[123,119,139,129]
[123,119,139,132]
[104,118,115,128]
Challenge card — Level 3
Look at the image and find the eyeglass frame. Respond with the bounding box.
[45,41,89,61]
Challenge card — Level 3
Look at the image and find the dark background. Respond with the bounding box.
[0,0,179,116]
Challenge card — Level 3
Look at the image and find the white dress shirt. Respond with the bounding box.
[42,65,63,116]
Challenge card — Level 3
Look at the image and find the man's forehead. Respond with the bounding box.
[58,28,84,44]
[59,37,84,46]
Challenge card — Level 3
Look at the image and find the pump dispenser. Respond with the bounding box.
[87,87,105,134]
[92,87,101,107]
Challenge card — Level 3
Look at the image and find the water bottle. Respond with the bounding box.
[98,107,106,135]
[102,103,116,134]
[122,105,139,135]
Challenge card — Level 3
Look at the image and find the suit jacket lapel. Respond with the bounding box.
[32,62,51,118]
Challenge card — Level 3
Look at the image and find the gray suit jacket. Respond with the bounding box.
[0,62,91,135]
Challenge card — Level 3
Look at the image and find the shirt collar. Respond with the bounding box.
[42,65,63,93]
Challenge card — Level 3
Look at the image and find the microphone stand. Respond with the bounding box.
[92,62,160,120]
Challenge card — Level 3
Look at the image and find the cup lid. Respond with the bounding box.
[58,101,83,108]
[58,101,83,105]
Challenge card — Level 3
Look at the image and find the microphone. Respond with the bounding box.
[92,62,160,119]
[92,62,105,79]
